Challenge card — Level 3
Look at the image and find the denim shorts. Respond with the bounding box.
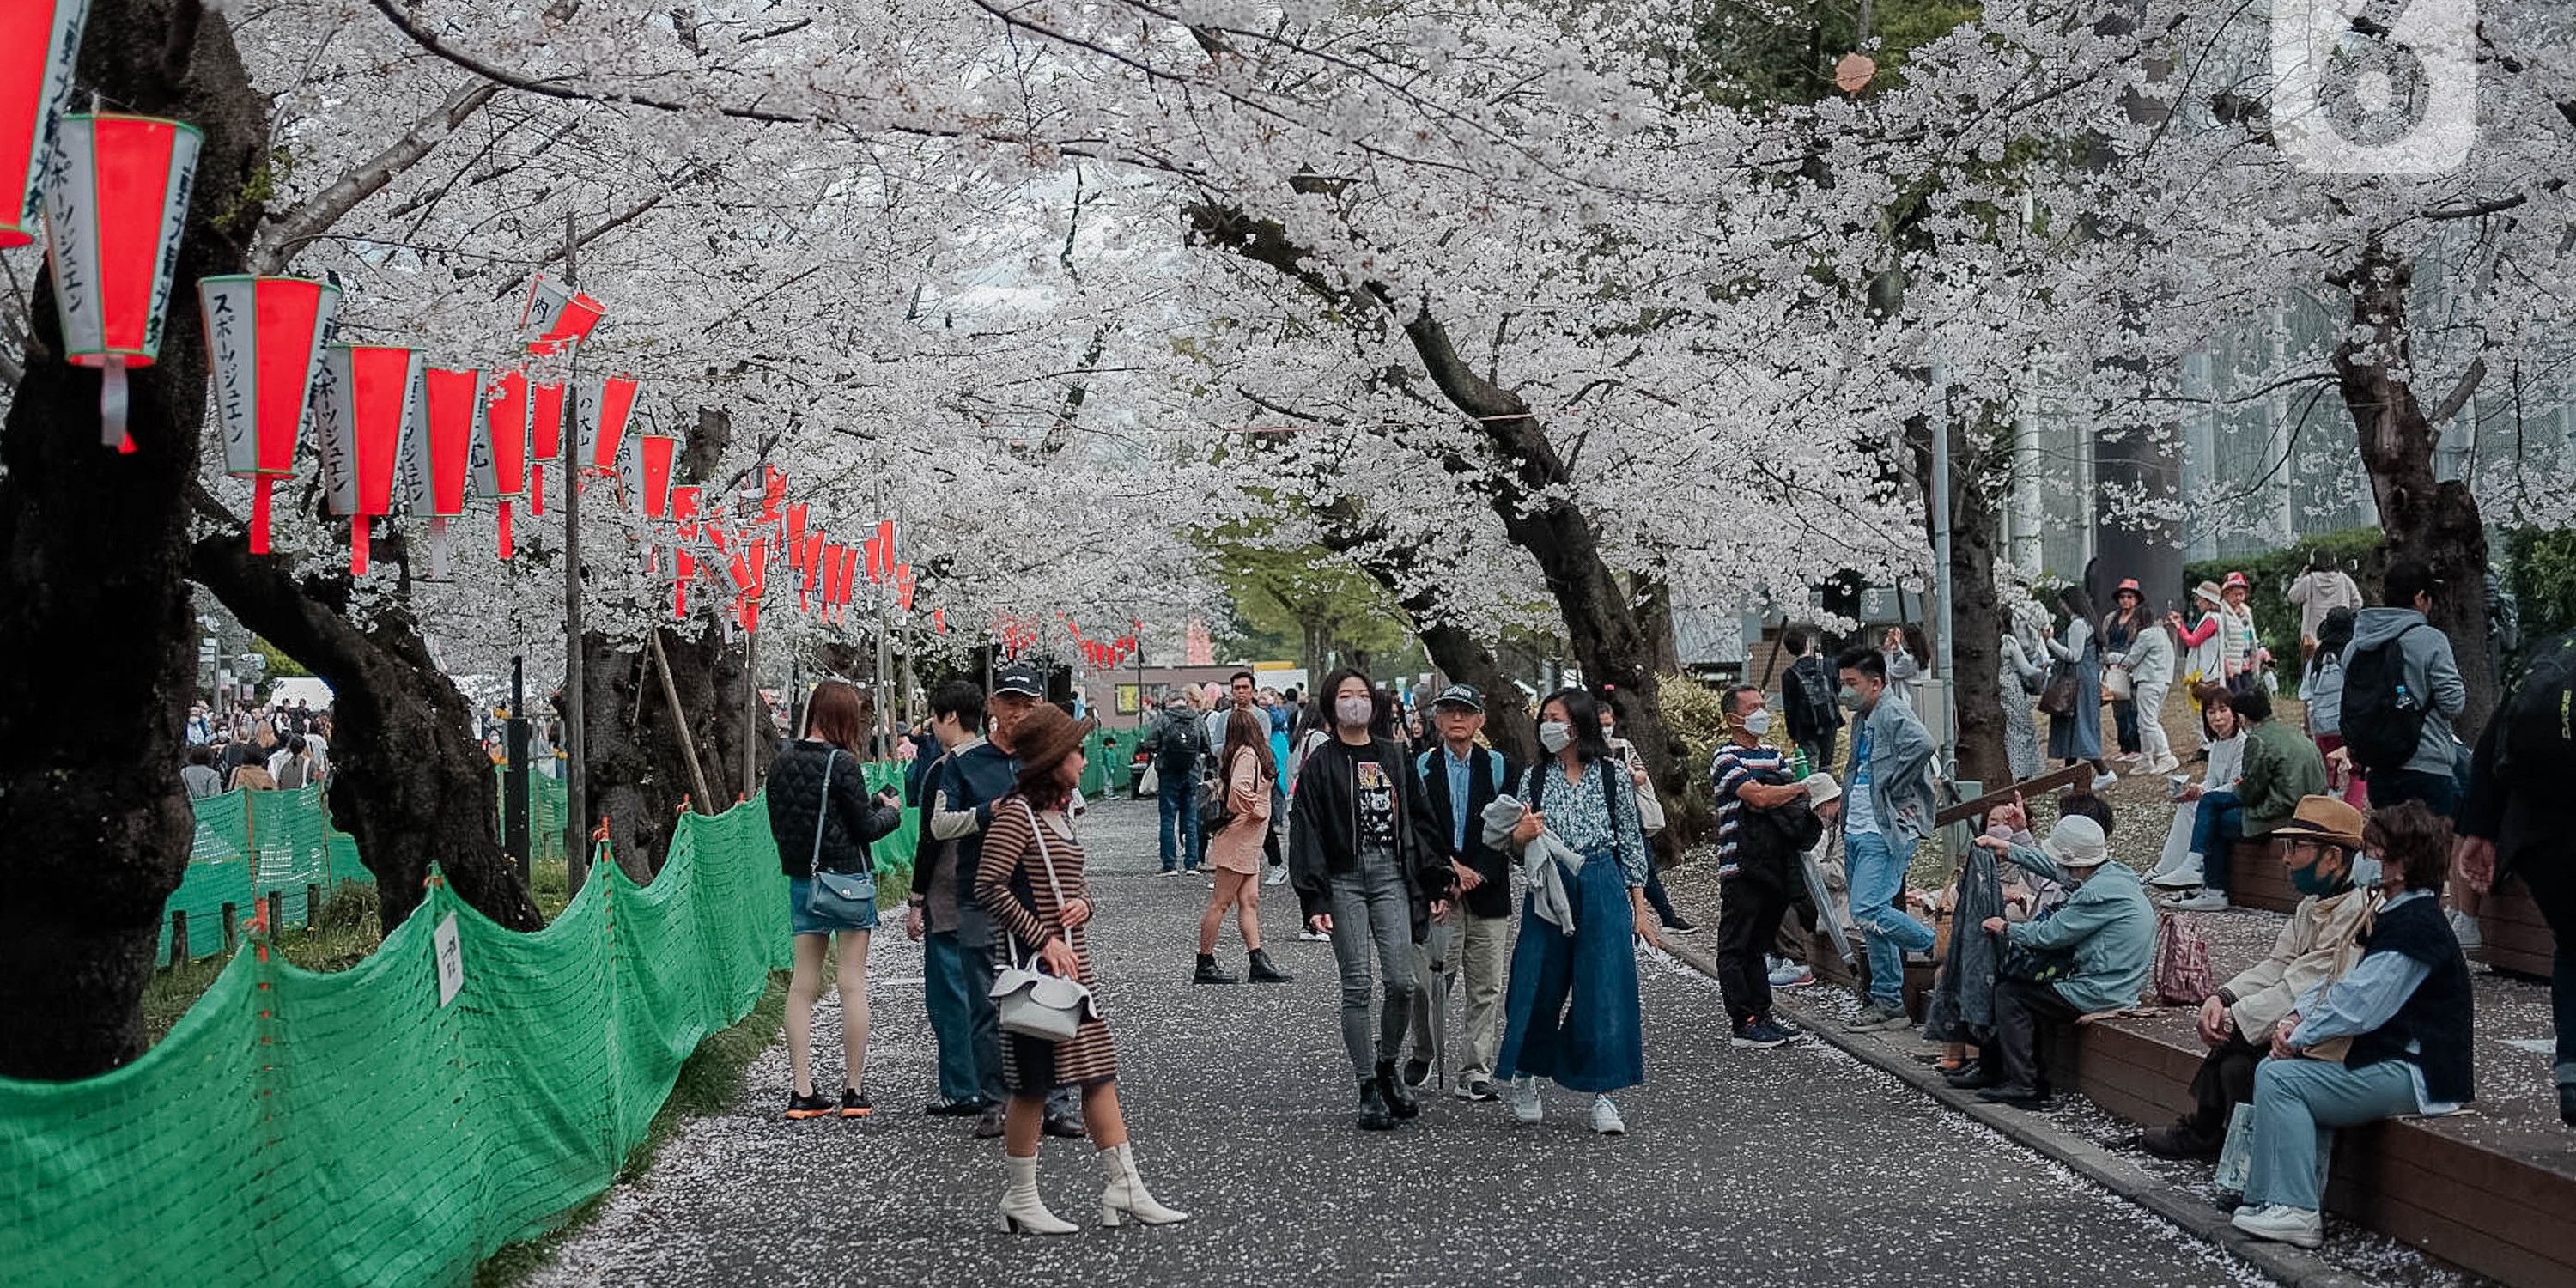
[788,877,879,937]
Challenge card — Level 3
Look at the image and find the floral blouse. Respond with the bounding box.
[1530,758,1652,888]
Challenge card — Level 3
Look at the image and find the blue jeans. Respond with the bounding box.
[1497,850,1645,1093]
[2245,1057,2421,1212]
[922,931,982,1103]
[2189,790,2245,891]
[2367,769,2458,820]
[1846,829,1935,1011]
[1157,769,1204,871]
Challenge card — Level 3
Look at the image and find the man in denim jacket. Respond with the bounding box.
[1836,647,1940,1032]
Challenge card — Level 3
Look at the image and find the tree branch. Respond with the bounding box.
[254,82,501,275]
[2428,355,2488,426]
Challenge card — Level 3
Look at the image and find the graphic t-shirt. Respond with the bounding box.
[1355,758,1398,849]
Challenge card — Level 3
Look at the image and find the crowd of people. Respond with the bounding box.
[181,696,332,796]
[738,540,2567,1249]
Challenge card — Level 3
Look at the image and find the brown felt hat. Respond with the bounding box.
[2272,795,2366,850]
[1012,703,1095,779]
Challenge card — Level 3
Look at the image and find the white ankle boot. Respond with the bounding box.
[1098,1142,1188,1226]
[997,1154,1078,1236]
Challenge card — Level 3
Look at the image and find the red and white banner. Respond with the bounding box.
[473,370,531,558]
[0,0,83,247]
[519,274,605,355]
[200,275,338,555]
[311,344,422,575]
[576,374,638,474]
[42,112,199,451]
[411,366,483,574]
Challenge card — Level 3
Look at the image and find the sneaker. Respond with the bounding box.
[2139,1122,2221,1159]
[972,1107,1005,1139]
[922,1096,983,1117]
[1509,1077,1543,1125]
[2148,857,2204,889]
[1454,1078,1498,1103]
[1297,928,1332,943]
[1768,961,1816,988]
[1942,1060,2002,1090]
[1765,1012,1804,1037]
[839,1088,872,1119]
[1156,867,1178,877]
[2164,890,2230,912]
[1662,917,1699,935]
[1844,1004,1911,1033]
[1042,1109,1085,1139]
[2447,908,2483,955]
[1977,1083,2048,1109]
[1731,1019,1792,1049]
[1589,1094,1626,1135]
[2230,1204,2324,1249]
[1263,866,1288,886]
[2149,755,2181,775]
[1401,1058,1432,1089]
[785,1090,836,1121]
[2090,771,2119,792]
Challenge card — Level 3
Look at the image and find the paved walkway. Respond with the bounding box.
[531,799,2277,1287]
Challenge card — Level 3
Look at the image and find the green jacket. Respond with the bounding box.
[2002,847,2154,1014]
[2238,718,2327,836]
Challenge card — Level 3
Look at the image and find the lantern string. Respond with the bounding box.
[498,501,515,560]
[100,359,133,453]
[250,478,274,555]
[351,516,370,577]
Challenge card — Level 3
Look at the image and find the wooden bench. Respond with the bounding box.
[2474,876,2555,979]
[2225,838,2297,914]
[2069,1012,2576,1287]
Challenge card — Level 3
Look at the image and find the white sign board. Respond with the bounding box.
[434,912,464,1007]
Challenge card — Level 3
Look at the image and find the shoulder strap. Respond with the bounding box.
[810,747,837,872]
[1016,798,1077,964]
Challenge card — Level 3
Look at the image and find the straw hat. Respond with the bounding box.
[2040,815,2111,868]
[2193,580,2223,606]
[2271,795,2366,850]
[1012,703,1095,780]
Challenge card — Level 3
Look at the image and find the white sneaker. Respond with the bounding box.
[2090,771,2119,792]
[2230,1203,2324,1249]
[2164,890,2229,912]
[1768,961,1815,987]
[1509,1077,1543,1125]
[1297,928,1331,943]
[2148,858,2204,890]
[1263,866,1288,886]
[2149,755,2181,775]
[1589,1094,1626,1136]
[2447,908,2483,954]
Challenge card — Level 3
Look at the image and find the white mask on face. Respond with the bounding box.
[1536,720,1573,753]
[1334,696,1374,728]
[1741,709,1774,737]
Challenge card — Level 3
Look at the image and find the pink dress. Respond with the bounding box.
[1206,747,1274,875]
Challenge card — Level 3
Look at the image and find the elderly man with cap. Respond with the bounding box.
[929,662,1084,1139]
[1969,812,2156,1109]
[2141,796,2379,1157]
[1402,683,1520,1101]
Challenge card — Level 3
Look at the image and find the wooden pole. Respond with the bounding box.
[222,902,238,952]
[562,208,592,892]
[169,910,190,963]
[742,629,756,801]
[647,629,716,814]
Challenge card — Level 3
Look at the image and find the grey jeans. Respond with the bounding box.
[1328,845,1419,1080]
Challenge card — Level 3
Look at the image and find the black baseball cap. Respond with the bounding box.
[1431,683,1484,712]
[993,664,1045,698]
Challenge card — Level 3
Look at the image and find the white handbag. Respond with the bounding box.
[988,800,1100,1042]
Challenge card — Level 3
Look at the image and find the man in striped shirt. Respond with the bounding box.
[1710,685,1812,1048]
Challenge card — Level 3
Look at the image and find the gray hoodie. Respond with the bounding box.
[2342,606,2467,777]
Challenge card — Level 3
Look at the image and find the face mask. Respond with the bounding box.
[1536,720,1574,753]
[1334,696,1374,728]
[1836,685,1866,711]
[2290,857,2350,897]
[1741,709,1774,737]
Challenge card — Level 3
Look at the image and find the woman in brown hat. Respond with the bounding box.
[975,702,1188,1235]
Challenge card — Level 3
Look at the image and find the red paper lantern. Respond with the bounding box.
[411,366,483,575]
[864,519,896,583]
[0,0,82,247]
[520,275,605,355]
[895,562,916,612]
[623,431,676,519]
[200,275,339,555]
[527,380,563,516]
[474,370,530,559]
[670,485,703,619]
[311,344,421,575]
[577,374,636,474]
[42,112,201,451]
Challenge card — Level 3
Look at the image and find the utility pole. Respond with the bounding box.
[505,654,531,883]
[562,209,591,894]
[1930,361,1957,773]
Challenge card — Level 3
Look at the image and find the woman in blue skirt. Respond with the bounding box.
[1498,686,1659,1134]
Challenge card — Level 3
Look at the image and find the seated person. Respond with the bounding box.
[1937,793,2121,1086]
[2139,796,2379,1158]
[2148,685,2244,890]
[1960,814,2155,1107]
[2166,686,2326,911]
[2231,800,2475,1249]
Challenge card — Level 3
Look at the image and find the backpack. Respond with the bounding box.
[2499,629,2576,785]
[1155,710,1206,776]
[1790,658,1836,724]
[2339,622,2432,773]
[2152,909,2216,1005]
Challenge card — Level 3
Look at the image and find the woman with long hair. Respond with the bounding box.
[1882,624,1932,712]
[766,680,904,1120]
[1196,705,1292,984]
[1498,686,1658,1135]
[2148,685,2245,890]
[2044,584,2116,790]
[977,703,1188,1234]
[1289,668,1454,1131]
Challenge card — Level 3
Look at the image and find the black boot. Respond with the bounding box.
[1245,948,1292,983]
[1357,1077,1395,1131]
[1376,1060,1420,1120]
[2559,1083,2575,1129]
[1194,952,1237,984]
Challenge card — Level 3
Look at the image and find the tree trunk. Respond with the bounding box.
[189,516,542,933]
[1188,203,1710,846]
[1947,422,2011,792]
[1633,576,1686,675]
[2331,239,2497,738]
[0,2,270,1079]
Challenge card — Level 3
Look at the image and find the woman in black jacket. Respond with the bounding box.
[1290,668,1454,1131]
[767,679,903,1121]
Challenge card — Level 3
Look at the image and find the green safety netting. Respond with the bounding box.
[2,797,791,1288]
[1082,726,1147,797]
[163,786,374,966]
[491,767,571,866]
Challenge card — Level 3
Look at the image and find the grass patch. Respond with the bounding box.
[471,971,791,1288]
[140,880,386,1046]
[530,856,570,921]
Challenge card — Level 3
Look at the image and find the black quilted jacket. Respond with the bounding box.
[767,739,901,878]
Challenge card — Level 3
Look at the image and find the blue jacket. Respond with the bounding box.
[2343,607,2467,777]
[930,739,1022,945]
[1856,694,1938,844]
[2002,846,2154,1014]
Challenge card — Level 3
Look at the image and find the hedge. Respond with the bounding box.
[2183,527,2386,670]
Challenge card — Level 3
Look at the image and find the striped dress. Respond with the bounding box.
[976,795,1119,1091]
